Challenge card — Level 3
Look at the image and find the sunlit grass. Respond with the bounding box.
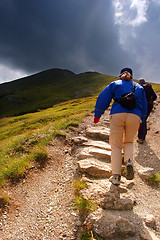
[0,97,96,187]
[73,179,100,240]
[149,172,160,183]
[73,179,97,216]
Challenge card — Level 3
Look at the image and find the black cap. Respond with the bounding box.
[139,78,145,85]
[119,68,133,76]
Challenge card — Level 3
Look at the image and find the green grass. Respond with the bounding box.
[73,179,97,214]
[73,179,87,192]
[73,179,100,239]
[73,196,97,214]
[0,97,96,188]
[80,229,104,240]
[149,172,160,182]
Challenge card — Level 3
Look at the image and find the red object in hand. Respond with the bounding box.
[94,117,100,123]
[138,123,141,130]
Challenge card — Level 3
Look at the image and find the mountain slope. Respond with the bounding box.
[0,68,116,118]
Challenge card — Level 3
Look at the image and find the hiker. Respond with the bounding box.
[94,68,147,186]
[137,78,157,144]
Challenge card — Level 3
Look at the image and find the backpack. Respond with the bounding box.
[115,82,136,110]
[142,83,157,102]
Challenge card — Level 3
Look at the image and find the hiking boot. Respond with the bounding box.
[126,159,134,180]
[137,138,143,144]
[109,174,121,186]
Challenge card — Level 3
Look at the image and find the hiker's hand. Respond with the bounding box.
[94,117,100,123]
[138,123,141,130]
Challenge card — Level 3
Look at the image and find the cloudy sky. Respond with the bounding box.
[0,0,160,84]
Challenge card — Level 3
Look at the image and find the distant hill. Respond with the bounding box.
[1,67,159,118]
[0,68,116,118]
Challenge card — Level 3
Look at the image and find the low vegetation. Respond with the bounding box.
[73,179,100,240]
[149,172,160,183]
[0,97,96,188]
[73,179,97,215]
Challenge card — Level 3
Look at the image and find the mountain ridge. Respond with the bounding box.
[0,68,116,118]
[0,67,160,118]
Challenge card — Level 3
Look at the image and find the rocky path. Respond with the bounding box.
[0,99,160,239]
[74,109,160,240]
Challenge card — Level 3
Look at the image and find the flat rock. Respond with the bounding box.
[77,158,112,178]
[82,140,111,150]
[85,208,136,239]
[72,136,88,144]
[73,137,111,150]
[78,147,111,161]
[85,126,110,141]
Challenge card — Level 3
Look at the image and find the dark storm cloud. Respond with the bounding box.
[115,1,160,83]
[0,0,133,78]
[135,3,160,81]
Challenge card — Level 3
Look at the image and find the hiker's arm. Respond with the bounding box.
[94,84,113,118]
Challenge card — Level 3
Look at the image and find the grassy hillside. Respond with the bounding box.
[0,97,96,187]
[0,68,116,118]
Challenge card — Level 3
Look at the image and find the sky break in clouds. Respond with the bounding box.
[0,0,160,84]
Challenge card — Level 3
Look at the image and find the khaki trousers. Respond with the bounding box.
[109,113,140,175]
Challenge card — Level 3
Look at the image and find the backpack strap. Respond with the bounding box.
[132,82,136,93]
[114,81,136,103]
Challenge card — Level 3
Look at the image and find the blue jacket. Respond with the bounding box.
[94,79,147,122]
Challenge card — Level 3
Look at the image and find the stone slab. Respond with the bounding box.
[78,147,111,161]
[78,158,112,178]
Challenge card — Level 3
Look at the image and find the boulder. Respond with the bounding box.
[85,208,136,239]
[81,179,136,210]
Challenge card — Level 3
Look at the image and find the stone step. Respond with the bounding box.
[84,208,136,239]
[85,126,110,141]
[81,178,136,211]
[72,136,89,145]
[85,208,160,240]
[72,136,111,150]
[82,140,111,150]
[78,158,112,178]
[78,147,111,162]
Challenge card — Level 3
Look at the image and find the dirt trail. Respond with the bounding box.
[0,98,160,240]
